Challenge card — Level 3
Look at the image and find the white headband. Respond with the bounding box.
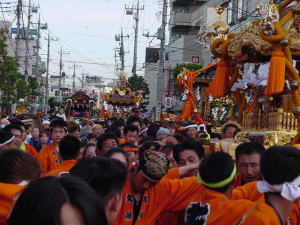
[257,176,300,201]
[0,136,15,147]
[184,124,207,132]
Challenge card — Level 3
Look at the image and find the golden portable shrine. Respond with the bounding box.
[176,0,300,146]
[100,71,142,118]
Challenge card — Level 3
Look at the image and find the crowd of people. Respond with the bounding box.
[0,107,300,225]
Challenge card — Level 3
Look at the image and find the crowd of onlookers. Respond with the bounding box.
[1,108,300,225]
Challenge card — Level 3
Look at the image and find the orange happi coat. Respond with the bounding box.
[238,195,284,225]
[37,143,61,173]
[25,143,38,158]
[0,183,24,225]
[186,187,254,225]
[45,160,77,177]
[113,177,203,225]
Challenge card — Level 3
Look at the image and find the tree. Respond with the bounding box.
[126,75,150,112]
[0,29,39,113]
[173,63,202,81]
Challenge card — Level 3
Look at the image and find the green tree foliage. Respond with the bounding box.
[173,63,202,81]
[0,29,38,110]
[126,75,150,112]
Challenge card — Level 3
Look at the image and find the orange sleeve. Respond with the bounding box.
[240,211,277,225]
[153,177,203,212]
[119,138,126,145]
[37,146,50,173]
[231,181,262,201]
[25,144,38,158]
[289,200,300,225]
[0,184,24,224]
[164,168,180,179]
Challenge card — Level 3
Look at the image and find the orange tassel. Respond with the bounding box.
[264,49,285,95]
[246,103,255,113]
[206,60,230,98]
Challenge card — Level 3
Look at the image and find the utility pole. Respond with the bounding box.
[24,0,31,79]
[73,63,76,92]
[156,0,167,121]
[35,14,41,80]
[125,0,144,75]
[44,32,50,114]
[15,0,22,65]
[115,29,129,71]
[58,46,69,103]
[44,33,58,114]
[120,28,125,71]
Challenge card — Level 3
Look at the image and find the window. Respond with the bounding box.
[237,0,244,20]
[227,1,233,24]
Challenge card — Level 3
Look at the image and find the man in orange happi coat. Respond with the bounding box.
[37,119,68,173]
[3,124,38,158]
[46,135,80,177]
[238,146,300,225]
[113,150,205,225]
[185,152,254,225]
[0,149,41,225]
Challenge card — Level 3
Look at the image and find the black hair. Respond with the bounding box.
[124,125,139,135]
[112,120,125,128]
[126,116,142,127]
[105,126,121,138]
[3,124,23,133]
[87,133,97,140]
[96,133,118,151]
[0,130,14,146]
[10,120,25,128]
[8,176,107,225]
[59,135,81,161]
[261,146,300,185]
[199,152,234,193]
[147,123,160,137]
[70,157,128,206]
[0,149,41,183]
[104,147,129,165]
[50,119,67,132]
[160,144,175,156]
[235,142,266,161]
[139,136,155,146]
[67,121,80,133]
[173,141,205,163]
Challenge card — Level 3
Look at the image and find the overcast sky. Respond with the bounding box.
[2,0,163,86]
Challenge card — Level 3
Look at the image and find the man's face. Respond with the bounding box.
[237,153,261,184]
[125,131,138,145]
[52,127,67,144]
[11,128,22,148]
[32,128,40,139]
[186,128,197,139]
[223,127,237,139]
[93,126,104,137]
[132,170,159,193]
[71,130,81,139]
[102,138,118,153]
[58,109,65,115]
[126,151,138,164]
[167,152,177,169]
[178,149,200,177]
